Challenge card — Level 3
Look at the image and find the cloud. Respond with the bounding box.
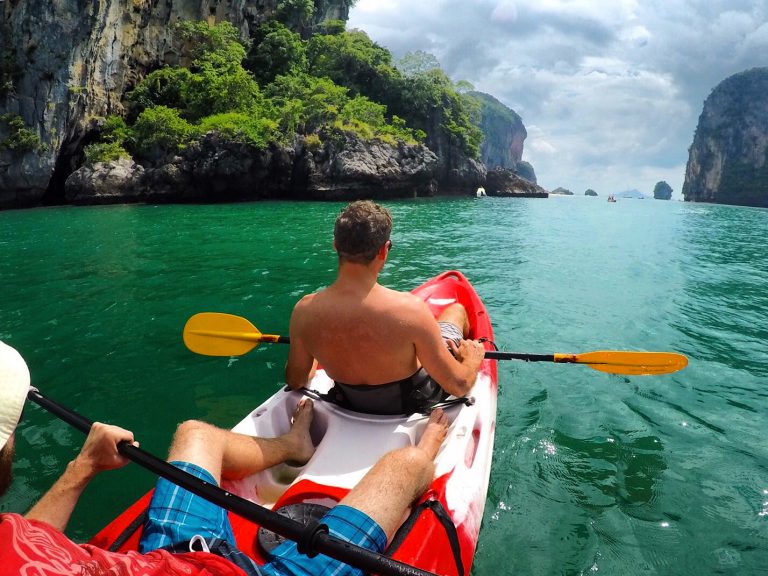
[348,0,768,198]
[491,1,518,24]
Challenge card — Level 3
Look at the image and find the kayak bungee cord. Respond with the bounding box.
[27,388,440,576]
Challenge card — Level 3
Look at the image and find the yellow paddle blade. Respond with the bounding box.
[554,351,688,376]
[183,313,265,357]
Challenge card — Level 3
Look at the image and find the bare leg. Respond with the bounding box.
[166,399,316,484]
[339,408,449,539]
[438,303,470,337]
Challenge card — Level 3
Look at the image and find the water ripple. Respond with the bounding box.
[2,200,767,573]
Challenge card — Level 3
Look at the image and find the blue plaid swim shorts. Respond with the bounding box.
[260,504,386,576]
[139,461,236,553]
[138,461,386,576]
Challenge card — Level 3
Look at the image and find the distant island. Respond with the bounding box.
[653,181,673,200]
[616,189,646,199]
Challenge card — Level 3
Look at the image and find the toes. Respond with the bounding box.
[295,398,314,414]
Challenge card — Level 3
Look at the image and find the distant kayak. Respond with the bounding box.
[90,270,498,576]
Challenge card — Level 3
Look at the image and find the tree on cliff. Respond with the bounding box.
[653,181,673,200]
[86,22,421,165]
[302,35,482,158]
[397,51,442,77]
[246,21,308,85]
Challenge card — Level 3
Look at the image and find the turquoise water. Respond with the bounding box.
[0,198,766,574]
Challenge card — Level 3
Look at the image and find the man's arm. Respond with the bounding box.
[285,297,317,390]
[25,422,135,532]
[412,302,485,398]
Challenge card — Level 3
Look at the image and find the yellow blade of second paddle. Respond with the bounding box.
[183,312,263,357]
[560,351,689,376]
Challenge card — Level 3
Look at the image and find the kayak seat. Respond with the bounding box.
[256,502,332,556]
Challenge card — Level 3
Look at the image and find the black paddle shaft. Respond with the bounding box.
[484,351,556,362]
[26,389,438,576]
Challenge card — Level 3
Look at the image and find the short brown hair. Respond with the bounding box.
[334,201,392,264]
[0,439,15,496]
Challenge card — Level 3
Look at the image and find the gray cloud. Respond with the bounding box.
[349,0,768,197]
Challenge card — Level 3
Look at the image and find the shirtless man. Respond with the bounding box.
[286,200,486,414]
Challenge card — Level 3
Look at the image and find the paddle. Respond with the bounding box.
[183,312,688,376]
[26,388,437,576]
[483,350,687,376]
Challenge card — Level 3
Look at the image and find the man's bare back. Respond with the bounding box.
[285,201,484,401]
[291,282,426,384]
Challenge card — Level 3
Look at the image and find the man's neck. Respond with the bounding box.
[335,261,381,294]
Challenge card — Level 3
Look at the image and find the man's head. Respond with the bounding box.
[334,200,393,264]
[0,342,30,496]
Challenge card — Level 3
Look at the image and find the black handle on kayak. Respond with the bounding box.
[26,388,439,576]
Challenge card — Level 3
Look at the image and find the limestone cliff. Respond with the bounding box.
[683,68,768,208]
[653,181,672,200]
[469,91,527,172]
[0,1,536,209]
[484,168,547,198]
[65,132,438,203]
[0,0,352,208]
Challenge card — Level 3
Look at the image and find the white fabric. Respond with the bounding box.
[0,342,30,450]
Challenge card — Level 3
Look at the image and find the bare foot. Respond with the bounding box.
[286,399,316,466]
[417,408,449,460]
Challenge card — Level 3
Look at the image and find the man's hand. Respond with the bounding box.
[25,422,137,531]
[448,339,485,371]
[73,422,137,481]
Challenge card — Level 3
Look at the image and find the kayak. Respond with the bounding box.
[90,270,498,576]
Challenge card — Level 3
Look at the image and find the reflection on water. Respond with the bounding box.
[676,205,768,377]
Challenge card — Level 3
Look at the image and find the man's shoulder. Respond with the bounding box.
[293,292,317,310]
[378,287,430,316]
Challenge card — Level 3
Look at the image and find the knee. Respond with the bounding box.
[173,419,218,444]
[439,303,469,328]
[443,303,467,317]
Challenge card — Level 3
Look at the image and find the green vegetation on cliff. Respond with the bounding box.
[86,19,481,166]
[0,113,45,153]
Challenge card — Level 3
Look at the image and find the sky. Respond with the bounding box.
[347,0,768,198]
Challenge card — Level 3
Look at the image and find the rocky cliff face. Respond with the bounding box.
[653,181,672,200]
[683,68,768,208]
[0,0,351,208]
[469,91,527,172]
[484,168,547,198]
[65,131,438,203]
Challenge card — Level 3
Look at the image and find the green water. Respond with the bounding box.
[0,198,766,575]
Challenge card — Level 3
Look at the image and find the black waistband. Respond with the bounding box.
[331,368,447,415]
